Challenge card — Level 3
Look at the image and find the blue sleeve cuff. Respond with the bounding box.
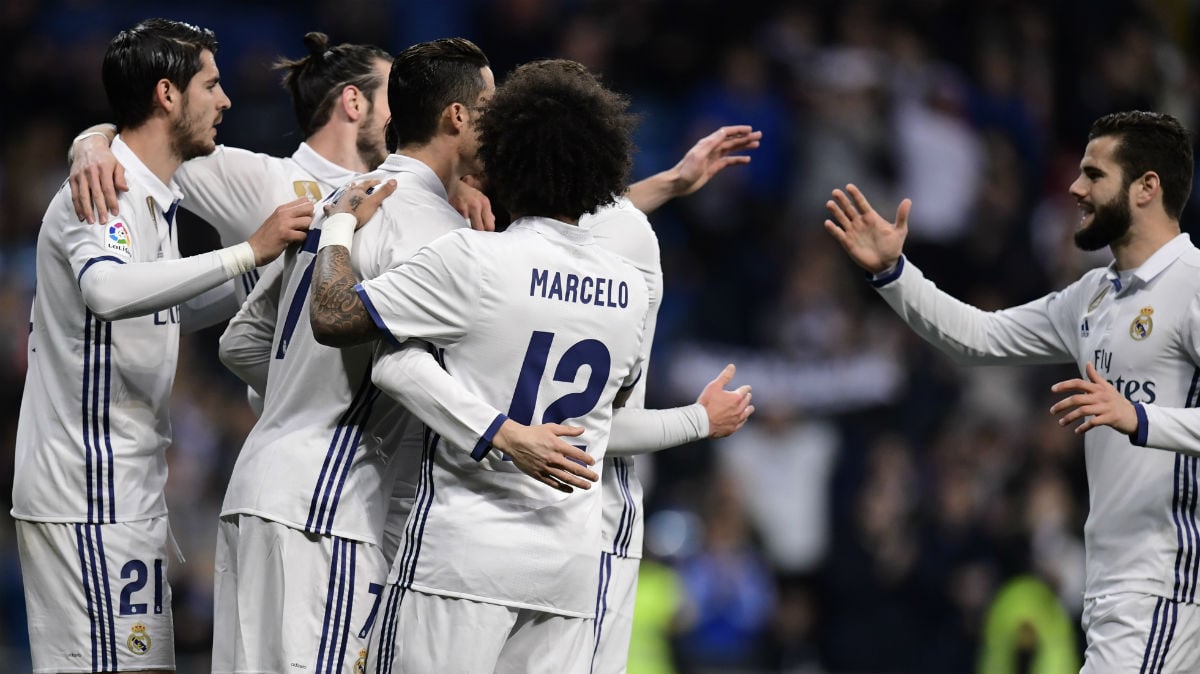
[470,413,509,461]
[354,283,402,348]
[620,368,643,392]
[867,255,905,288]
[1130,403,1149,446]
[77,255,126,286]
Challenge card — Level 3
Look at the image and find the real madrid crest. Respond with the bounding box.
[354,648,368,674]
[1130,306,1154,341]
[127,621,151,655]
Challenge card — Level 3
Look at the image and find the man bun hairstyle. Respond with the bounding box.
[102,18,219,130]
[275,32,391,137]
[1089,111,1194,220]
[478,59,635,220]
[387,38,490,149]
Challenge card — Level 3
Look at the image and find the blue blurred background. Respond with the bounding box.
[1,0,1198,672]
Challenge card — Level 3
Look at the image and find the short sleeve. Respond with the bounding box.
[355,230,480,348]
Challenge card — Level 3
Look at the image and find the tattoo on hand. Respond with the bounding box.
[349,195,363,211]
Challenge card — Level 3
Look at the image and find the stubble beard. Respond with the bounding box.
[170,97,216,162]
[356,107,388,171]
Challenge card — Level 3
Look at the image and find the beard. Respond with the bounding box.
[170,97,217,162]
[356,107,388,170]
[1074,191,1133,251]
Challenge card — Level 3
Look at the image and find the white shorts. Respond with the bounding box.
[15,517,175,673]
[591,553,640,674]
[368,588,593,674]
[212,514,388,674]
[1082,592,1200,673]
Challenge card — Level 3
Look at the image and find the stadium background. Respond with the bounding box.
[1,0,1198,671]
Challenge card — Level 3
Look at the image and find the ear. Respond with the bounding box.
[153,78,178,114]
[340,85,365,123]
[442,102,468,135]
[1132,171,1160,208]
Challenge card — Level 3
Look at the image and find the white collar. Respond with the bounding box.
[378,154,449,201]
[112,136,182,215]
[1103,233,1193,289]
[291,142,359,187]
[507,216,595,245]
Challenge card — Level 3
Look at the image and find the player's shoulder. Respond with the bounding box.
[580,197,661,272]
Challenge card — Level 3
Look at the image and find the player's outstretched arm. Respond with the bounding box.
[607,363,755,457]
[626,125,761,214]
[824,183,910,275]
[1050,362,1138,435]
[309,180,397,347]
[68,123,123,224]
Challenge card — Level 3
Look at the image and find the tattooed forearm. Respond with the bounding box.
[309,246,378,347]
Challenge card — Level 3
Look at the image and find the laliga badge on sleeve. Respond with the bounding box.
[1129,306,1154,341]
[106,219,132,257]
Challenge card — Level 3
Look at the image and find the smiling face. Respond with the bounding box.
[1068,135,1134,251]
[169,49,230,161]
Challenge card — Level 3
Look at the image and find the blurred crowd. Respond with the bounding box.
[2,0,1198,672]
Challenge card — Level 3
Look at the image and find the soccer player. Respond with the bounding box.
[824,111,1200,672]
[360,127,763,674]
[13,18,310,674]
[209,38,507,674]
[308,58,653,673]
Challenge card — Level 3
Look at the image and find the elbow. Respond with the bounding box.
[309,312,353,348]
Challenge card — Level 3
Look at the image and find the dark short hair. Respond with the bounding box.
[275,32,391,137]
[102,18,219,130]
[478,59,634,219]
[1089,111,1194,220]
[387,38,489,149]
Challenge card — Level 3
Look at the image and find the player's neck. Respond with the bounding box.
[305,125,371,173]
[511,212,578,225]
[1110,217,1181,270]
[396,138,467,195]
[119,123,183,186]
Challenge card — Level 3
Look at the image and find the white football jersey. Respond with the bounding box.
[14,138,184,522]
[220,155,468,545]
[875,234,1200,602]
[360,218,650,617]
[581,198,664,560]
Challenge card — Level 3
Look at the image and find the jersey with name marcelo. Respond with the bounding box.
[220,155,466,544]
[875,233,1200,603]
[14,137,183,523]
[359,217,650,617]
[581,197,663,561]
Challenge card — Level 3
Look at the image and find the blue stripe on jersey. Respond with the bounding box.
[77,256,126,286]
[1190,459,1200,604]
[316,539,342,673]
[83,313,95,523]
[470,413,509,461]
[617,459,637,556]
[303,228,321,254]
[334,542,357,672]
[75,524,99,670]
[397,430,439,589]
[305,368,378,534]
[276,259,316,359]
[324,390,383,529]
[610,459,632,557]
[1140,597,1166,674]
[1156,599,1180,673]
[590,551,613,673]
[102,322,116,523]
[1171,454,1187,601]
[95,525,118,668]
[90,317,103,523]
[354,284,402,348]
[376,584,404,674]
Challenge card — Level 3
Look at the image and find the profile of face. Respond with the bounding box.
[169,49,231,161]
[462,66,497,175]
[355,58,393,170]
[1069,136,1134,252]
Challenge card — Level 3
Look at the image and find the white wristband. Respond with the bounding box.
[72,130,111,145]
[218,242,257,278]
[317,213,357,253]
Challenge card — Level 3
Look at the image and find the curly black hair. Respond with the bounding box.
[478,59,635,220]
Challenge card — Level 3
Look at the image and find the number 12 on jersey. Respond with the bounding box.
[505,331,613,454]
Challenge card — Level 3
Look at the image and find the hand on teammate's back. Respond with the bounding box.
[69,134,125,224]
[450,176,496,232]
[246,198,313,266]
[823,183,911,276]
[696,363,754,438]
[324,179,397,228]
[491,420,598,494]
